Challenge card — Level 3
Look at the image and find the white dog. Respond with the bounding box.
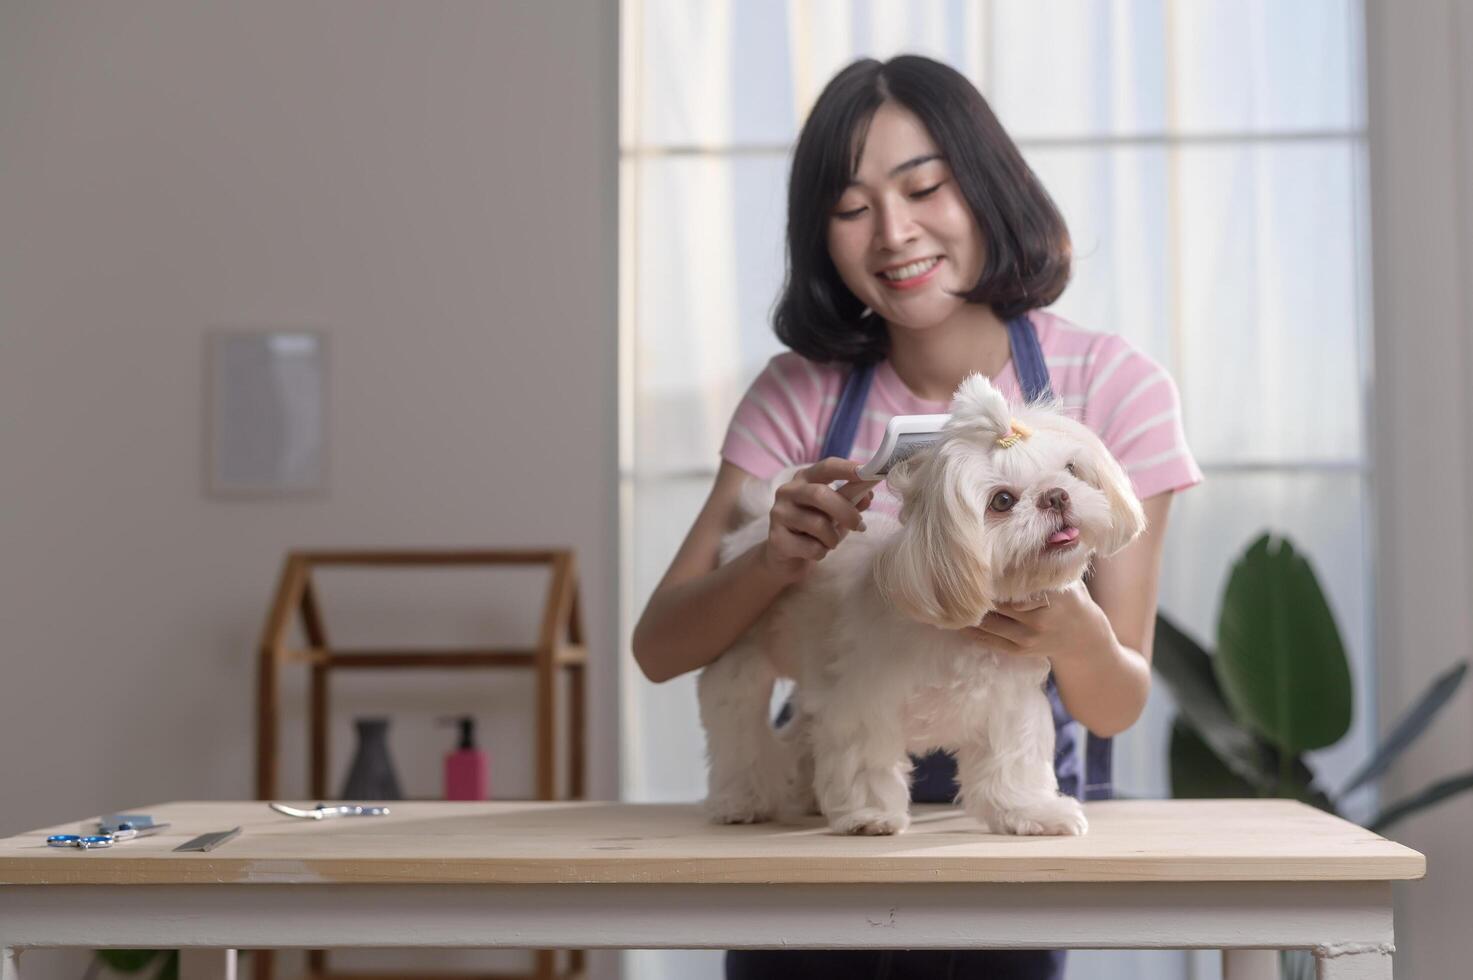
[698,373,1146,836]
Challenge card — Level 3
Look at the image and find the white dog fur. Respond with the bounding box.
[698,373,1146,836]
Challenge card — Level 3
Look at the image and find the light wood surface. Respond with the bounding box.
[0,799,1424,887]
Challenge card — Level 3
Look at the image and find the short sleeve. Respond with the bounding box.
[719,353,834,481]
[1081,335,1203,500]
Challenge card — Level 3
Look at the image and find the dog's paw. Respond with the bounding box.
[704,794,774,825]
[829,808,910,836]
[987,797,1088,836]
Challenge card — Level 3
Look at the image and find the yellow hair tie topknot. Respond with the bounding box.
[995,419,1032,449]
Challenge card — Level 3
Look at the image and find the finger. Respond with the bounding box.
[856,491,875,513]
[964,626,1024,655]
[993,605,1043,628]
[801,457,864,486]
[795,482,867,532]
[977,612,1030,645]
[836,479,881,505]
[788,508,841,549]
[999,597,1048,614]
[774,527,827,563]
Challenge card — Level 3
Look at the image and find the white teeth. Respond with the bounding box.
[880,257,940,281]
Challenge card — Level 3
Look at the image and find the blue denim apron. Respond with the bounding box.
[727,313,1110,980]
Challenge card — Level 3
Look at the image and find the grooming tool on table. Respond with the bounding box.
[174,827,242,852]
[47,835,122,850]
[269,802,391,820]
[855,414,950,480]
[99,814,164,834]
[47,817,172,850]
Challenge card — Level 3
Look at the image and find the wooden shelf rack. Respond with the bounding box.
[254,548,588,980]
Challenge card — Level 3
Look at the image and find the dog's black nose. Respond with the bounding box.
[1039,488,1069,512]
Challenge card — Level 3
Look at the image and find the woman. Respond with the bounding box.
[633,54,1202,979]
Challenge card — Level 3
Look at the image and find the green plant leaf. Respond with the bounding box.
[1154,613,1336,810]
[154,950,179,980]
[1169,718,1259,798]
[1279,761,1336,812]
[1154,614,1274,791]
[1368,770,1473,834]
[1168,715,1335,812]
[96,950,162,972]
[1337,661,1469,800]
[1216,534,1352,755]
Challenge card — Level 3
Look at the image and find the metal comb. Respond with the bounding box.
[173,826,242,852]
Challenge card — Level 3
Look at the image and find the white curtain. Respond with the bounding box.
[620,4,1370,977]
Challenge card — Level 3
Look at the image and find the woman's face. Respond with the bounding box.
[826,101,985,332]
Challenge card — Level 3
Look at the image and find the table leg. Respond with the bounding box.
[1313,944,1393,979]
[1223,948,1279,979]
[0,947,18,980]
[179,949,238,980]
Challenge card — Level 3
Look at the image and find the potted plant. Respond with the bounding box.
[1153,532,1473,979]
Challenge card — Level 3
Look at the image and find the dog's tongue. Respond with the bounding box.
[1047,526,1080,545]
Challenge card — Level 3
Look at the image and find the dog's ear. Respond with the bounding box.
[1073,433,1147,556]
[873,450,994,629]
[881,446,924,499]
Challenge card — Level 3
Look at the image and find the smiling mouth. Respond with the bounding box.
[877,256,942,283]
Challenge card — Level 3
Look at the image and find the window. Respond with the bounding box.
[620,4,1370,976]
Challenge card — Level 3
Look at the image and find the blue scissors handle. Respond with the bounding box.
[47,834,115,850]
[46,820,171,849]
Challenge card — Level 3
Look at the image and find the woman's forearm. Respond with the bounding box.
[1051,639,1152,738]
[631,543,792,683]
[1058,492,1172,738]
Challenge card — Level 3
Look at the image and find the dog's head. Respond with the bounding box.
[872,373,1146,629]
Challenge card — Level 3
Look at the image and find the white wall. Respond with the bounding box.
[1365,1,1473,977]
[0,1,618,976]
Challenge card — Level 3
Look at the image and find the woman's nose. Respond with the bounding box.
[875,200,917,250]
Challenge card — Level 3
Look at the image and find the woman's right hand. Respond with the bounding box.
[761,457,878,583]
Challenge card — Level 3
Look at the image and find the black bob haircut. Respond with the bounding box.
[773,55,1072,365]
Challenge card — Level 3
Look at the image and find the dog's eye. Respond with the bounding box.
[1066,462,1077,477]
[988,490,1017,513]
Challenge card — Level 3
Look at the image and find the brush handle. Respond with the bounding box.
[855,413,951,479]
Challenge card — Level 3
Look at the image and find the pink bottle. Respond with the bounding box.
[440,716,489,800]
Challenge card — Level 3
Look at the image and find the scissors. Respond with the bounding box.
[269,802,391,820]
[47,819,171,850]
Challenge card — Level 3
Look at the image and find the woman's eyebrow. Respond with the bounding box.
[847,153,943,187]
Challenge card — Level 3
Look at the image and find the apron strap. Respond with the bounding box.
[1006,313,1052,403]
[820,362,875,460]
[771,362,875,732]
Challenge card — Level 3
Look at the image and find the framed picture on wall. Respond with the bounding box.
[206,328,328,496]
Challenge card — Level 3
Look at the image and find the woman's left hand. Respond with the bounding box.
[964,580,1118,666]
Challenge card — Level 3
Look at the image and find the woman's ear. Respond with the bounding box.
[1075,435,1147,556]
[873,452,994,629]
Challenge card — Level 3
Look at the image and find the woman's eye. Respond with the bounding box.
[910,182,943,200]
[988,490,1017,513]
[833,205,868,220]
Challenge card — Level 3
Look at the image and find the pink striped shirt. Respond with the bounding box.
[720,310,1202,515]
